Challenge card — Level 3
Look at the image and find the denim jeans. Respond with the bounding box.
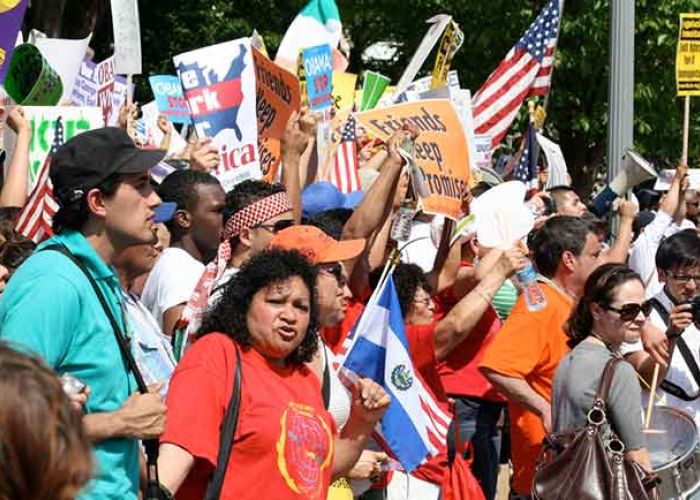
[447,396,505,500]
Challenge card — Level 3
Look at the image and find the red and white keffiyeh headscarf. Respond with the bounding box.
[176,191,293,347]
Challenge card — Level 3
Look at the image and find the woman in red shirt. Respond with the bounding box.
[157,249,390,499]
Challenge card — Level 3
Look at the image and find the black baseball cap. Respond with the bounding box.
[50,127,166,206]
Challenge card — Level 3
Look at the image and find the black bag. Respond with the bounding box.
[532,358,659,500]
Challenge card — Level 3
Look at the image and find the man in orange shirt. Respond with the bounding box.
[479,216,601,499]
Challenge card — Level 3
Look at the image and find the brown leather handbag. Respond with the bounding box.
[532,358,659,500]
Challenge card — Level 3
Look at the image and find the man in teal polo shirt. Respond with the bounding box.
[0,128,170,499]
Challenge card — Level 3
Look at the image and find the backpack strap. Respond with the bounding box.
[204,343,242,499]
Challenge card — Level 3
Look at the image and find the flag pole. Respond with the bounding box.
[543,0,566,113]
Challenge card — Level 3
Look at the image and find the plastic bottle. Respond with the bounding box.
[515,258,547,311]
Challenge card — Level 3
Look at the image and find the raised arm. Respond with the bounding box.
[0,107,31,207]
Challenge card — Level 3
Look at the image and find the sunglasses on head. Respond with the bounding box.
[255,219,295,234]
[603,300,653,321]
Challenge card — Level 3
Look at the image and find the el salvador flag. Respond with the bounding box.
[340,275,450,473]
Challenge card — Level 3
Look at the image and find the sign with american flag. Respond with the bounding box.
[472,0,560,149]
[330,115,360,193]
[15,117,62,243]
[512,121,539,190]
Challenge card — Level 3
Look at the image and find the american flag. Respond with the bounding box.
[330,115,361,193]
[15,118,62,243]
[512,121,539,190]
[472,0,560,149]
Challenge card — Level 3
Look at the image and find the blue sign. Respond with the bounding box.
[149,75,190,124]
[302,44,333,111]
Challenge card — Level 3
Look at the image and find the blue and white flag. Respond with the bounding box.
[340,275,450,473]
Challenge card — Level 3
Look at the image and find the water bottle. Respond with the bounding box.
[515,258,547,311]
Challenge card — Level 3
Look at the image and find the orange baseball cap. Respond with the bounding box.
[269,225,366,264]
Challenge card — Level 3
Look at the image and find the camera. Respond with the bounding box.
[61,373,87,398]
[689,296,700,324]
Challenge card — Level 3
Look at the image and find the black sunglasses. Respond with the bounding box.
[603,301,653,321]
[320,263,345,285]
[255,219,295,234]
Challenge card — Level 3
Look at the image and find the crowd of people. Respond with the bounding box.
[1,92,699,500]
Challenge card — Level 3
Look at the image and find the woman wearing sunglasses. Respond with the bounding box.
[552,263,653,471]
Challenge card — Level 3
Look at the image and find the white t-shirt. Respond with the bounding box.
[141,248,205,330]
[622,290,700,427]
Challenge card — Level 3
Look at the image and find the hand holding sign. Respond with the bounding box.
[6,105,29,134]
[190,137,219,173]
[281,111,309,160]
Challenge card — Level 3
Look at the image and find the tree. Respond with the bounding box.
[20,0,700,196]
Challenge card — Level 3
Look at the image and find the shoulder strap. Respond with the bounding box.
[321,346,331,409]
[595,357,623,404]
[42,244,149,393]
[204,343,242,500]
[648,298,669,325]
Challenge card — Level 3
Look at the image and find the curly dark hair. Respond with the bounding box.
[378,262,432,317]
[198,248,320,365]
[564,263,642,349]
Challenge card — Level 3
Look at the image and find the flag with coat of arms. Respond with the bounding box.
[339,273,450,473]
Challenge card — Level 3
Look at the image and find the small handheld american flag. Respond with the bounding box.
[15,117,63,243]
[473,0,560,149]
[512,121,539,191]
[330,115,361,193]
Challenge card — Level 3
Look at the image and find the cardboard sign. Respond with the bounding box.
[70,56,129,126]
[302,44,333,111]
[3,106,102,188]
[677,13,700,96]
[33,33,92,103]
[332,71,357,111]
[252,47,300,181]
[174,38,261,191]
[355,99,471,219]
[110,0,142,75]
[149,75,189,124]
[0,0,27,83]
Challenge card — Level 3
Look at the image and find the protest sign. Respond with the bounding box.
[0,0,27,84]
[110,0,142,75]
[360,71,390,111]
[4,44,63,105]
[33,33,92,103]
[655,169,700,191]
[302,44,333,111]
[149,75,190,124]
[536,133,569,189]
[332,71,357,111]
[174,38,261,190]
[450,88,478,175]
[474,135,493,171]
[135,100,187,155]
[677,13,700,96]
[430,21,464,89]
[355,99,471,219]
[252,47,300,182]
[70,56,129,126]
[3,106,102,188]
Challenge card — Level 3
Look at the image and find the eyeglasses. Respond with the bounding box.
[669,273,700,285]
[320,263,346,286]
[255,219,295,234]
[603,301,653,321]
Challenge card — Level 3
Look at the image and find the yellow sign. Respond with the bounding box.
[331,72,357,111]
[430,21,464,89]
[677,13,700,96]
[355,99,471,219]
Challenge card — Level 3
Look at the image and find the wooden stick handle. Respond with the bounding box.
[645,362,660,429]
[682,95,690,166]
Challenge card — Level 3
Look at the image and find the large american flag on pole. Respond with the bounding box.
[330,115,361,193]
[472,0,560,149]
[15,117,63,243]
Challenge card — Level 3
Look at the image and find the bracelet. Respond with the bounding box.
[474,287,493,304]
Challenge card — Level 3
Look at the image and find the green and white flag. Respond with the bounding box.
[274,0,341,71]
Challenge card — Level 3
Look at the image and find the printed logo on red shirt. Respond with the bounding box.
[277,402,333,498]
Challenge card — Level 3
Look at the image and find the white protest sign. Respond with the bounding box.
[472,181,534,249]
[70,57,128,126]
[473,135,493,171]
[655,169,700,191]
[3,106,103,190]
[110,0,142,75]
[391,15,452,102]
[33,33,92,103]
[136,101,187,156]
[536,133,568,189]
[450,88,478,175]
[174,38,261,191]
